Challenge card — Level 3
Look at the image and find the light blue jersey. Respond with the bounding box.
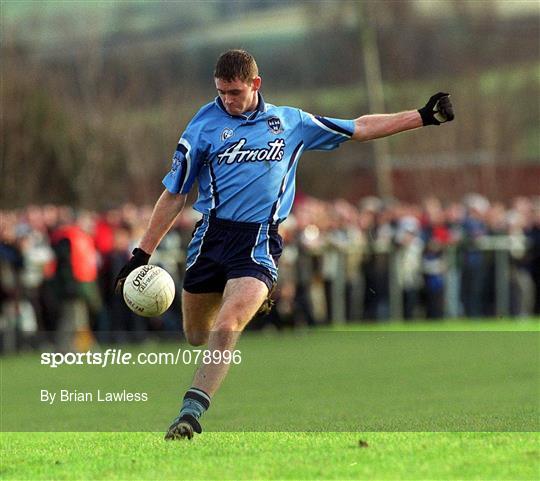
[163,94,354,224]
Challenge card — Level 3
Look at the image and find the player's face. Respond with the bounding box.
[215,76,261,116]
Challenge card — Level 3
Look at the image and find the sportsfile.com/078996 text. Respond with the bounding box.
[40,349,242,368]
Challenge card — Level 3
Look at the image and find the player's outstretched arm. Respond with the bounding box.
[352,92,454,142]
[114,190,186,293]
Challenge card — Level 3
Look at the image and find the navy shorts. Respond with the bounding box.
[183,214,283,294]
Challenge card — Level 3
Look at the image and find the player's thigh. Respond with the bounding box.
[215,277,269,332]
[182,290,222,342]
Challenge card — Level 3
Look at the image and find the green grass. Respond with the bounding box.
[2,432,539,480]
[1,320,539,480]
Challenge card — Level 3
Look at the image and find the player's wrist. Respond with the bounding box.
[418,106,440,126]
[113,248,151,294]
[133,247,151,262]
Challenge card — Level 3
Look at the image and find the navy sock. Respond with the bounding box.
[179,387,211,420]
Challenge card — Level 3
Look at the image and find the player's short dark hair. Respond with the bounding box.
[214,49,259,83]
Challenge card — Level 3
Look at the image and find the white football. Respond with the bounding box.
[123,265,175,317]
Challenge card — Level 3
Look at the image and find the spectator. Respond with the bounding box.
[361,201,393,321]
[422,239,447,319]
[49,210,101,351]
[394,216,424,320]
[0,214,25,351]
[525,200,540,314]
[460,194,490,318]
[106,223,146,343]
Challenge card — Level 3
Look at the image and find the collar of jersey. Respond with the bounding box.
[214,92,266,120]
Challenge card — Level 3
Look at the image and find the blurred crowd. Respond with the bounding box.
[1,193,540,351]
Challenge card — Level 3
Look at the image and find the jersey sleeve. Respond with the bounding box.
[162,120,205,195]
[299,110,355,151]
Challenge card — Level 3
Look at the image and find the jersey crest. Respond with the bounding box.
[220,127,234,142]
[267,116,283,134]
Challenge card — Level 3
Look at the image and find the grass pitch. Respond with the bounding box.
[2,319,539,480]
[2,431,539,480]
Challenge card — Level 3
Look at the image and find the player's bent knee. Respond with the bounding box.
[213,316,244,334]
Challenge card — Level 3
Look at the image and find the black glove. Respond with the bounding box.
[418,92,454,126]
[114,247,151,294]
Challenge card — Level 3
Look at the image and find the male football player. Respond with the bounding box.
[115,49,454,440]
